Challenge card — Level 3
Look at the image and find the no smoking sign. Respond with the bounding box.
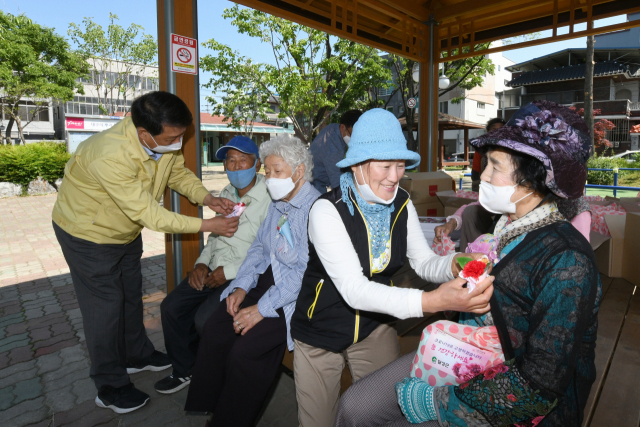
[171,34,198,75]
[407,97,417,109]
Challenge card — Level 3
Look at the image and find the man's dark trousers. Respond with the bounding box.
[53,222,155,391]
[160,276,230,377]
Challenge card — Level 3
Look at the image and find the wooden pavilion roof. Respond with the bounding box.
[399,112,485,130]
[234,0,640,62]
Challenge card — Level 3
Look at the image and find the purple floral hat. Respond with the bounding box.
[470,100,591,199]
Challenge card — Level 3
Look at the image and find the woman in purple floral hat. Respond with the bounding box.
[334,101,601,427]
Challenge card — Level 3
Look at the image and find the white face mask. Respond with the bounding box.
[343,135,351,144]
[265,167,301,201]
[143,134,183,154]
[479,181,533,215]
[355,165,398,205]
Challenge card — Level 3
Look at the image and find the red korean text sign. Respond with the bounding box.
[171,34,198,75]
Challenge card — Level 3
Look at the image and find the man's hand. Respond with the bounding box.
[204,266,227,289]
[232,305,264,336]
[226,288,247,317]
[422,276,494,314]
[199,216,239,237]
[203,194,235,215]
[451,252,493,277]
[434,219,457,244]
[187,263,210,291]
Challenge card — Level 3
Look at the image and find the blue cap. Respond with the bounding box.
[215,136,260,160]
[335,108,421,169]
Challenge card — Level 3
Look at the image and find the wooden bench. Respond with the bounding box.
[583,275,639,427]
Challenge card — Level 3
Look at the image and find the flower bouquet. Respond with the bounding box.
[225,202,249,218]
[457,255,491,293]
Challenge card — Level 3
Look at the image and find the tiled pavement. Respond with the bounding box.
[0,166,298,427]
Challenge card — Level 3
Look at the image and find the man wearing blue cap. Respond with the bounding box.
[156,136,271,394]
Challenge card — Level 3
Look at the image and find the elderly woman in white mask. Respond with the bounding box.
[290,108,494,427]
[184,135,320,427]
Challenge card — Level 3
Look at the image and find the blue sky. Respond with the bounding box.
[1,0,628,109]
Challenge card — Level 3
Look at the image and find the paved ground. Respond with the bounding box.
[0,166,298,427]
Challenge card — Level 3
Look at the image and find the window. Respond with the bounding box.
[477,102,485,109]
[386,106,394,114]
[477,101,485,116]
[498,65,501,71]
[439,101,448,114]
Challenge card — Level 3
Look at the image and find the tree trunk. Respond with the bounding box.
[5,116,15,145]
[15,116,26,145]
[585,35,595,153]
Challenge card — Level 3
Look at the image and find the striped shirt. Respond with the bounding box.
[220,181,321,350]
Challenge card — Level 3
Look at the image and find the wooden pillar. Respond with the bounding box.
[463,128,469,163]
[157,0,202,292]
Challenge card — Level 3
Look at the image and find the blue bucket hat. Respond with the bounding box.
[215,136,259,160]
[335,108,421,169]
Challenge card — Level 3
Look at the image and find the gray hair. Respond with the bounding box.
[259,135,314,182]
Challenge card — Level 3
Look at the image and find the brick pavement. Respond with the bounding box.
[0,167,298,427]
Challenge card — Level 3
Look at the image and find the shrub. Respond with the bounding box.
[0,142,70,191]
[586,155,635,186]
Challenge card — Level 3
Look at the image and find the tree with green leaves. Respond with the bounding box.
[386,44,495,151]
[68,13,157,116]
[0,11,88,144]
[200,5,391,144]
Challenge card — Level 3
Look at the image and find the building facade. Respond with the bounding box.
[1,99,56,143]
[53,60,159,149]
[502,12,640,153]
[378,45,514,157]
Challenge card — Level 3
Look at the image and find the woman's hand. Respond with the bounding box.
[226,288,247,317]
[434,219,457,244]
[422,276,494,314]
[232,305,264,336]
[452,252,493,277]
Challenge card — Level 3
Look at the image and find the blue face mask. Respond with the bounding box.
[226,159,257,190]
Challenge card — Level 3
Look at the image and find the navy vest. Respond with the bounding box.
[291,186,410,352]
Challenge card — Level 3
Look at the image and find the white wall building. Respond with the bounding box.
[53,60,159,151]
[1,98,56,143]
[440,42,514,155]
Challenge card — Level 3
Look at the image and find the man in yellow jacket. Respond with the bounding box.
[52,91,238,414]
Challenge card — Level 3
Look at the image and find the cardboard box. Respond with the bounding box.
[436,190,477,218]
[413,201,444,217]
[590,214,626,278]
[622,212,640,287]
[399,172,454,205]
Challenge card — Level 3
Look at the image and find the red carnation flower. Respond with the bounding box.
[462,260,487,281]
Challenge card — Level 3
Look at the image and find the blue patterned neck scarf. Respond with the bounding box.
[340,172,394,259]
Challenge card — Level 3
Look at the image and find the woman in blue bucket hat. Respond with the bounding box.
[290,108,494,427]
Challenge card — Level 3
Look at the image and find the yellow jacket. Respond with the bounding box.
[52,117,210,244]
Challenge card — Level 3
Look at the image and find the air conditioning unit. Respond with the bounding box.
[613,141,620,148]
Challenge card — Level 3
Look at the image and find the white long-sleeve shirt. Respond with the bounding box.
[308,198,455,320]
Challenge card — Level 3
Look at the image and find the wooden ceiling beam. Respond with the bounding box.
[431,0,532,21]
[374,0,428,21]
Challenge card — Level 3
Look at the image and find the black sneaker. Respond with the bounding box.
[95,383,149,414]
[126,350,172,374]
[154,372,192,394]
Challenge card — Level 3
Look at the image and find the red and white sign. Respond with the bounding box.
[407,97,417,109]
[65,117,120,132]
[66,118,85,129]
[171,33,198,75]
